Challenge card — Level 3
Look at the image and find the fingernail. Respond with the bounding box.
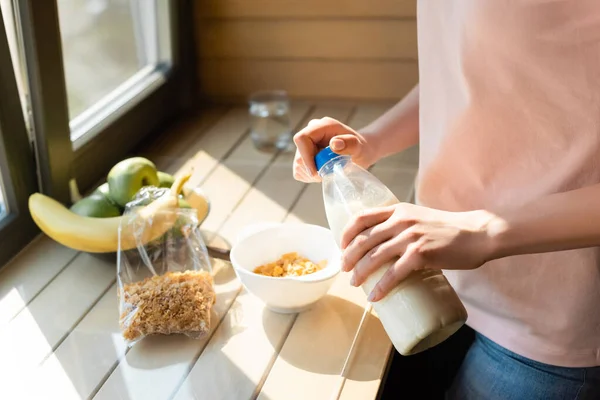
[350,275,357,286]
[367,291,377,302]
[340,256,347,272]
[331,139,345,151]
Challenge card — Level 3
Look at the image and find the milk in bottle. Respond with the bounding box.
[315,147,468,355]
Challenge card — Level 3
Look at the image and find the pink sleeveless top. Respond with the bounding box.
[415,0,600,367]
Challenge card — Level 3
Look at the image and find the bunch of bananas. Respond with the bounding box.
[28,157,209,253]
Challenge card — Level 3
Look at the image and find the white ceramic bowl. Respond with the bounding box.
[230,223,341,314]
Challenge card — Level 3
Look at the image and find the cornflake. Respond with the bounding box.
[253,252,327,277]
[119,270,216,342]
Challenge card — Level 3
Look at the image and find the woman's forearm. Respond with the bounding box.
[487,184,600,259]
[360,84,420,160]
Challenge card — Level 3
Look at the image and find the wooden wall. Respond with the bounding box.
[194,0,419,102]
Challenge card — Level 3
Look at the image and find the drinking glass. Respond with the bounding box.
[248,90,292,152]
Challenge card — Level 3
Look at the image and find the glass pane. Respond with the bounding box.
[1,0,29,222]
[0,0,42,266]
[57,0,161,120]
[0,175,6,220]
[1,0,31,135]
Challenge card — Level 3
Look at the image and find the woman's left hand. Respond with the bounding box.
[340,203,498,302]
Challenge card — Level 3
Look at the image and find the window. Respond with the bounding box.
[0,1,38,266]
[59,0,152,120]
[0,0,192,267]
[56,0,174,148]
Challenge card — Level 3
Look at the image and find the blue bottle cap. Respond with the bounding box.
[314,146,341,172]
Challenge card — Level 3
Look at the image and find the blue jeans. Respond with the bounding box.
[446,333,600,400]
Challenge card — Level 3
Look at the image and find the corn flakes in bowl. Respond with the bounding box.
[253,252,327,278]
[230,223,341,313]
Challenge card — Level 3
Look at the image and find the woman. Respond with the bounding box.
[292,1,600,399]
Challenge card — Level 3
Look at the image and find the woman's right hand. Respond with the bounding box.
[292,117,378,182]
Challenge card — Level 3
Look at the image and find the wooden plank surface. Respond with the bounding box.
[197,20,417,60]
[187,102,310,235]
[1,253,115,398]
[345,102,394,129]
[196,0,417,19]
[142,107,229,173]
[337,309,393,400]
[0,236,77,325]
[0,109,230,399]
[199,60,419,101]
[0,101,419,400]
[94,104,312,400]
[15,105,279,400]
[172,105,353,400]
[12,104,244,399]
[27,283,122,400]
[258,272,369,400]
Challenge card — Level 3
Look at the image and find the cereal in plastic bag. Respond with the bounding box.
[117,175,215,346]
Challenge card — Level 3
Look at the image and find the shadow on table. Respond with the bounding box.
[262,294,381,381]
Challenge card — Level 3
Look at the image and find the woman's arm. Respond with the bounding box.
[339,183,600,302]
[292,84,421,182]
[361,84,420,160]
[488,183,600,258]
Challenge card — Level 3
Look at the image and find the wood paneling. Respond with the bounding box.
[199,60,419,101]
[194,0,418,101]
[198,20,417,60]
[196,0,416,19]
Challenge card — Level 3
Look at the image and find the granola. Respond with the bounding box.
[119,270,216,342]
[253,252,327,277]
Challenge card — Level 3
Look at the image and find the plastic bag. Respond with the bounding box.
[117,186,215,346]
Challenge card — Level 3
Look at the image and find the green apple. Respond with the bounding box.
[92,182,123,213]
[70,193,122,218]
[93,182,121,205]
[157,171,175,188]
[94,182,111,198]
[107,157,159,207]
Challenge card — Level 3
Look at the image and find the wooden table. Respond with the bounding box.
[0,102,419,400]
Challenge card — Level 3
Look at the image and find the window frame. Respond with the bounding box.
[0,0,198,267]
[16,0,195,199]
[0,5,39,267]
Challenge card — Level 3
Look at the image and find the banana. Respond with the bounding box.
[182,186,210,223]
[29,174,196,253]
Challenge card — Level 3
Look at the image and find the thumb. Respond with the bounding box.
[330,135,364,157]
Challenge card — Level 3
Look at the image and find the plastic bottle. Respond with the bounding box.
[315,147,468,355]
